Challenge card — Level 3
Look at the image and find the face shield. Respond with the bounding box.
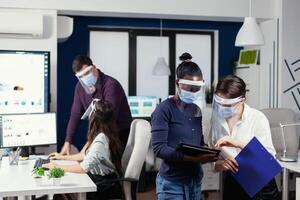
[75,66,97,94]
[176,79,206,117]
[81,98,101,120]
[212,94,244,119]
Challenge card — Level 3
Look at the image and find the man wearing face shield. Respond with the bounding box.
[208,75,279,200]
[151,53,218,200]
[60,55,132,155]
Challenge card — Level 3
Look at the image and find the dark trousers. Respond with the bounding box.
[223,173,280,200]
[87,173,123,200]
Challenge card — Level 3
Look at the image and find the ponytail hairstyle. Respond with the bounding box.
[87,100,123,176]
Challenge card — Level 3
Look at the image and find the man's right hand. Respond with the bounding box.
[60,142,71,155]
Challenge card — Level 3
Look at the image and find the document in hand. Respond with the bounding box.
[230,137,282,198]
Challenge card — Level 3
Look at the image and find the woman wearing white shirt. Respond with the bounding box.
[208,75,279,200]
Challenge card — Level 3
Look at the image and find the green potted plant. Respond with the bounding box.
[32,167,45,186]
[47,167,65,186]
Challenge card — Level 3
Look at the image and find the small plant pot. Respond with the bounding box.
[34,177,43,186]
[52,178,61,186]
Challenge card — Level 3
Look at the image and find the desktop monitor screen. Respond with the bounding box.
[128,96,157,117]
[0,113,56,148]
[0,50,50,114]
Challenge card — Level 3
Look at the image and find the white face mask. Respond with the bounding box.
[80,71,97,88]
[179,89,203,104]
[215,104,237,118]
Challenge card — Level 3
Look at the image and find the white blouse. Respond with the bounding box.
[208,104,276,158]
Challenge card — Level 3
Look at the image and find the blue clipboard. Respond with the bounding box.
[230,137,282,197]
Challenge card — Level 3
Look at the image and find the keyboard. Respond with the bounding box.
[33,158,50,169]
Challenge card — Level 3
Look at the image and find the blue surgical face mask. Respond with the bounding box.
[215,103,237,118]
[81,71,97,88]
[179,89,203,104]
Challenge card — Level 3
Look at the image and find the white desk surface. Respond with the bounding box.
[0,156,97,197]
[280,151,300,169]
[279,155,300,200]
[280,160,300,173]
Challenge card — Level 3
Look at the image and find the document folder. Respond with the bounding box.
[230,137,282,197]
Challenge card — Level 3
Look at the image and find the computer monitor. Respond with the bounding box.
[128,96,157,118]
[0,113,56,148]
[0,50,50,114]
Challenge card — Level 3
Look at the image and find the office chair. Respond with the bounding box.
[121,119,151,200]
[92,119,151,200]
[261,108,299,159]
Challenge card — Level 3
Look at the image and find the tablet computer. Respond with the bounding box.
[176,143,221,156]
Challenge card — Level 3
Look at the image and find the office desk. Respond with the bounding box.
[280,159,300,200]
[0,157,97,200]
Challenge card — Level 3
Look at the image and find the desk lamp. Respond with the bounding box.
[279,122,300,162]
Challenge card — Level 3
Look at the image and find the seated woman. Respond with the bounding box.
[208,75,280,200]
[43,99,123,200]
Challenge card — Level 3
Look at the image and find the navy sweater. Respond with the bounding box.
[151,97,204,183]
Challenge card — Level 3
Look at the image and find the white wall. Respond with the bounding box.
[0,8,57,112]
[281,0,300,115]
[89,31,129,95]
[0,0,274,21]
[259,0,300,119]
[136,36,169,100]
[176,34,212,88]
[260,19,278,109]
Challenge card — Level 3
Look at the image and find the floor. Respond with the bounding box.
[137,188,220,200]
[136,172,296,200]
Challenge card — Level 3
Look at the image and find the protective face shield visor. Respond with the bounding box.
[212,94,244,119]
[75,66,96,94]
[81,98,101,120]
[177,79,206,117]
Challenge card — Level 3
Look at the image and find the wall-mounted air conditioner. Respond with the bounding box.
[57,16,73,43]
[0,11,43,38]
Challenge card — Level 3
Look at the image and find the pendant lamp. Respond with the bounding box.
[152,19,171,76]
[235,0,264,47]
